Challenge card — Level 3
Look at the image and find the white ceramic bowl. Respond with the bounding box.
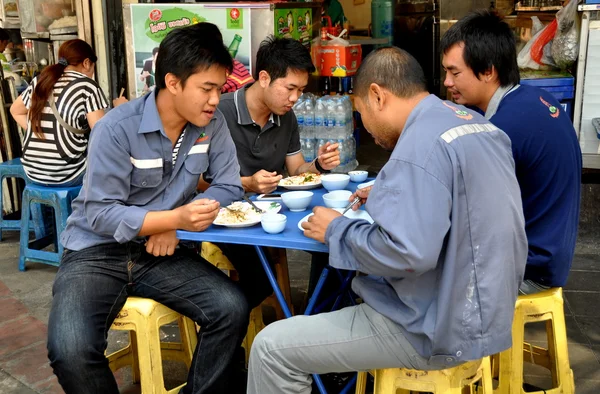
[321,174,350,191]
[281,191,314,212]
[348,170,368,183]
[323,190,353,209]
[261,213,287,234]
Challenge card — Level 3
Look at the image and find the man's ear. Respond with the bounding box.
[368,83,386,111]
[482,66,496,83]
[258,70,271,88]
[164,73,181,95]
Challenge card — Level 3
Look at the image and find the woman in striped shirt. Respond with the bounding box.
[10,39,110,186]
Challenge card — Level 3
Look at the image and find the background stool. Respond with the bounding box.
[494,287,574,394]
[106,297,197,394]
[0,158,46,240]
[201,242,293,364]
[18,183,81,271]
[356,357,493,394]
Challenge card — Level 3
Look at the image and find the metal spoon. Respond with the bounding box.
[342,196,361,215]
[243,195,265,213]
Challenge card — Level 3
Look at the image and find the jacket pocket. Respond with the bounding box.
[131,167,163,188]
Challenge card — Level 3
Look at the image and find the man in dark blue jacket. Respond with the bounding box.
[440,10,582,293]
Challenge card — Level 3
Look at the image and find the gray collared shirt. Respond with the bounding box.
[325,95,527,367]
[218,85,301,177]
[61,91,243,251]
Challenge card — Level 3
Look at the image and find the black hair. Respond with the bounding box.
[155,23,233,91]
[354,47,427,99]
[254,36,315,82]
[0,28,9,42]
[440,9,520,87]
[152,47,159,56]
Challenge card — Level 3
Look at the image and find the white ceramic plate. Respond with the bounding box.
[213,201,281,228]
[357,180,375,190]
[279,173,322,190]
[278,179,322,190]
[297,208,374,231]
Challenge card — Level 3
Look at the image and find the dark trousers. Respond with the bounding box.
[47,242,249,394]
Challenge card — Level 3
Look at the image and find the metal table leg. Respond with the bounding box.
[253,246,329,394]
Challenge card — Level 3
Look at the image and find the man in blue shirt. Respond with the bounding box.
[246,47,527,394]
[440,10,582,293]
[47,24,247,394]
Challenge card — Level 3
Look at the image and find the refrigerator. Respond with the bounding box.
[123,2,322,100]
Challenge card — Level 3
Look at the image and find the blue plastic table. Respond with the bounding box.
[177,180,370,394]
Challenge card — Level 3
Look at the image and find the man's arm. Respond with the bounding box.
[241,170,282,194]
[325,160,452,277]
[82,122,200,242]
[286,142,341,176]
[196,114,244,205]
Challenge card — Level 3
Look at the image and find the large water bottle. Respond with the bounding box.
[315,100,328,156]
[346,135,358,171]
[334,102,347,169]
[325,98,336,130]
[294,100,305,135]
[303,102,316,162]
[371,0,394,48]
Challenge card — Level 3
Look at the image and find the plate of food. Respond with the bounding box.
[279,172,322,190]
[214,201,281,228]
[297,208,373,231]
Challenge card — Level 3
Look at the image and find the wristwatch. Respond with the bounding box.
[314,158,330,174]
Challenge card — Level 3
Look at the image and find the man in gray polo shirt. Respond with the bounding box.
[218,36,340,192]
[212,37,340,310]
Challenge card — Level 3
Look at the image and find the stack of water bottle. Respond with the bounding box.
[293,94,358,173]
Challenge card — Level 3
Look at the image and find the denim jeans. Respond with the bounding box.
[47,242,249,394]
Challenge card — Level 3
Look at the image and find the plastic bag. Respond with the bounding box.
[531,18,557,66]
[517,17,557,70]
[552,0,580,70]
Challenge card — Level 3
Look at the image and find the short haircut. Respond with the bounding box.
[155,23,233,91]
[254,36,315,82]
[354,47,427,99]
[0,28,9,42]
[440,9,520,87]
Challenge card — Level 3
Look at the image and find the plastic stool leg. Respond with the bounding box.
[55,192,73,257]
[30,203,46,239]
[355,371,368,394]
[134,319,167,393]
[18,190,32,272]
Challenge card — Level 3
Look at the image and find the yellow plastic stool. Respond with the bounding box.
[356,357,493,394]
[494,287,574,394]
[106,297,198,394]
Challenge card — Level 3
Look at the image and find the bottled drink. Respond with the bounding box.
[303,102,316,162]
[337,77,344,95]
[321,76,330,96]
[227,34,242,58]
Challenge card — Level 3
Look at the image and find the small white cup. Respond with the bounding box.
[261,213,287,234]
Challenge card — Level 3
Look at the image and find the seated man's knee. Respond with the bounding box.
[212,283,250,330]
[48,322,104,373]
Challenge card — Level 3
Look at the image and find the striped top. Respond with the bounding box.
[172,128,186,165]
[21,71,109,185]
[221,60,254,94]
